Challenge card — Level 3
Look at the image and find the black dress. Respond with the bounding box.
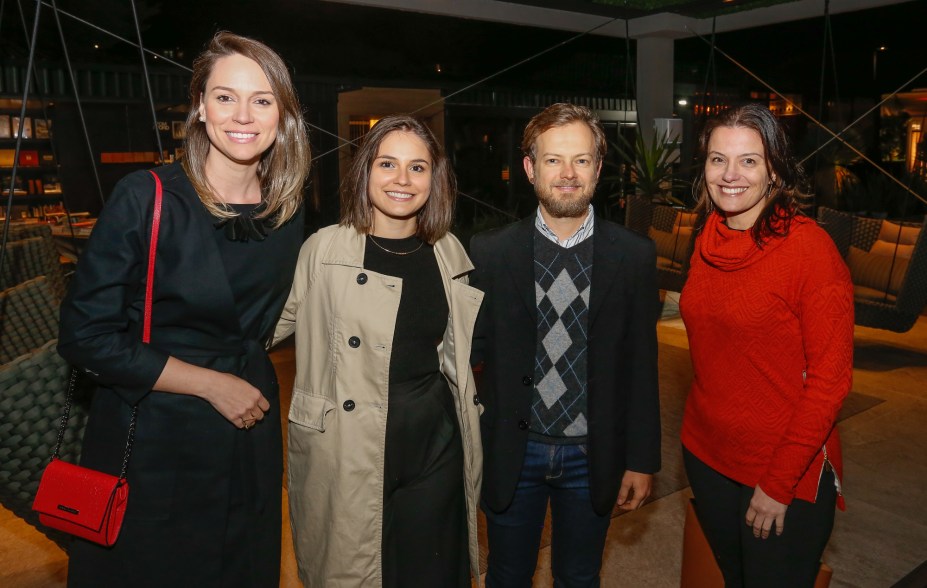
[59,163,303,588]
[363,235,469,588]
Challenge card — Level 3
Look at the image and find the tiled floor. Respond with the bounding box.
[2,306,925,587]
[553,306,927,588]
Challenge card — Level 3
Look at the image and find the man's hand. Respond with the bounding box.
[616,470,653,510]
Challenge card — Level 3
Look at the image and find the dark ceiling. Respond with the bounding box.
[1,0,923,100]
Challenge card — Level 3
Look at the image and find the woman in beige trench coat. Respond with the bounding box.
[273,115,484,587]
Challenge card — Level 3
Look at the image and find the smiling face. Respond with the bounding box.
[524,121,601,219]
[367,130,433,236]
[199,53,279,169]
[705,125,775,230]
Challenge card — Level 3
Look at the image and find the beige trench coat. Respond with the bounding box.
[273,225,484,587]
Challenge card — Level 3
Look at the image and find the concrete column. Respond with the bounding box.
[635,36,675,139]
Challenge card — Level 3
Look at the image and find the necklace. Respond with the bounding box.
[367,234,424,256]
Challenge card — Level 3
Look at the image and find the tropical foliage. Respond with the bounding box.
[606,128,687,206]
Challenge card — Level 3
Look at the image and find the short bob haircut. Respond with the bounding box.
[521,102,607,165]
[692,103,811,245]
[340,115,456,244]
[182,31,309,227]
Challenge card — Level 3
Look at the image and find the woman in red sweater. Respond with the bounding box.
[680,104,854,587]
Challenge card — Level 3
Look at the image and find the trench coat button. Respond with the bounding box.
[522,376,533,386]
[518,419,529,430]
[343,400,356,412]
[473,395,481,406]
[356,273,368,285]
[348,336,361,348]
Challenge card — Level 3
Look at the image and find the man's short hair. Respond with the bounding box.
[521,103,607,165]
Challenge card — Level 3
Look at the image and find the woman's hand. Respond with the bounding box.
[200,371,270,429]
[746,485,788,539]
[154,357,269,429]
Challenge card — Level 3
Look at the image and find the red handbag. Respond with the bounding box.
[33,456,130,546]
[32,170,163,546]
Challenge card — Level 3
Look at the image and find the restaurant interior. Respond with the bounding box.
[1,0,925,586]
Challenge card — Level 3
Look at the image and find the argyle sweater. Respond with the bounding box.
[530,230,593,441]
[680,213,853,508]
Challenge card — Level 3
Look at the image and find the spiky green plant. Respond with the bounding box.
[607,128,686,206]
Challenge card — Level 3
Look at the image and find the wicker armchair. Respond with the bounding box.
[817,207,927,333]
[0,276,60,364]
[7,223,55,242]
[0,230,67,299]
[0,341,90,551]
[625,193,697,293]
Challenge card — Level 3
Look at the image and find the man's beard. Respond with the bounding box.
[534,180,596,218]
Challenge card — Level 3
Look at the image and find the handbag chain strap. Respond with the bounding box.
[52,170,163,481]
[51,368,79,461]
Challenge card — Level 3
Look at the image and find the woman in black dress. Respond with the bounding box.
[57,32,309,587]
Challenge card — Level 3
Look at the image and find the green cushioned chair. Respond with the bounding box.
[1,276,60,364]
[1,224,68,298]
[0,341,91,551]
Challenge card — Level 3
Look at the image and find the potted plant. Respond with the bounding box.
[606,128,687,207]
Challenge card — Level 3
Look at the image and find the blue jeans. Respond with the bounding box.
[484,440,612,588]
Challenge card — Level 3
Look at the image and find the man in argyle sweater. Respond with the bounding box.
[470,103,661,587]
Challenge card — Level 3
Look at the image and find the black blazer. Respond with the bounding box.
[57,163,302,586]
[470,215,661,516]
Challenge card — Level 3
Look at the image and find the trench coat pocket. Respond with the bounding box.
[288,390,335,432]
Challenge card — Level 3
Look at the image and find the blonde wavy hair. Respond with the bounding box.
[181,31,309,227]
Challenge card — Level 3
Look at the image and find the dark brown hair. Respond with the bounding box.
[182,31,309,226]
[340,115,456,244]
[692,103,810,244]
[521,103,607,164]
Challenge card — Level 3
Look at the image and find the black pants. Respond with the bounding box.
[683,446,837,588]
[382,375,469,588]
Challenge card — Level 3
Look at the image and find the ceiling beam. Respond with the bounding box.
[322,0,912,38]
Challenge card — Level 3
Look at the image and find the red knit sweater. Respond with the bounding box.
[680,213,853,509]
